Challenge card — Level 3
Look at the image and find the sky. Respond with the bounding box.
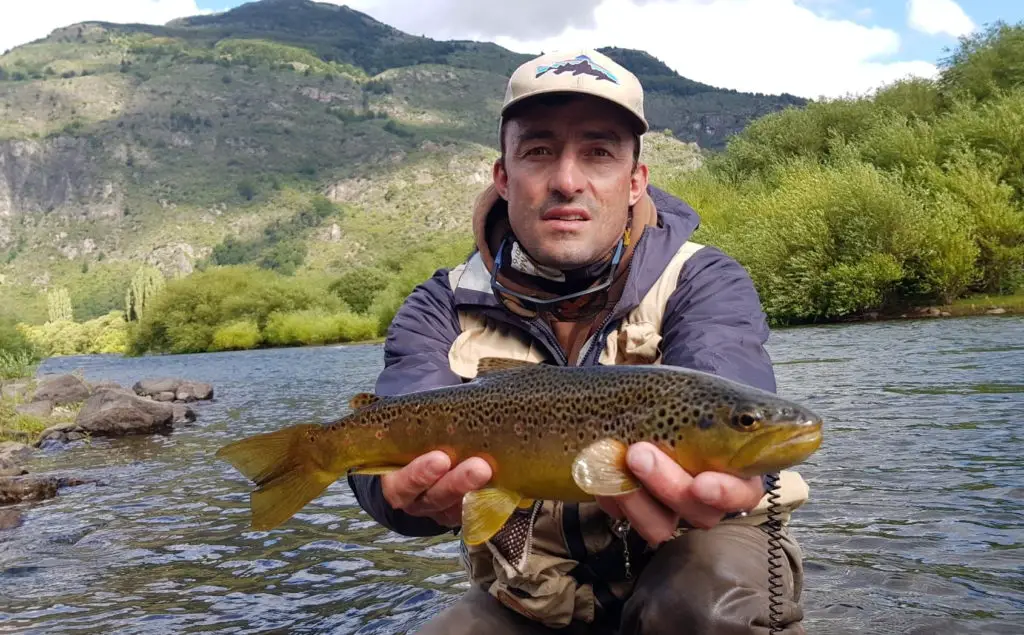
[1,0,1021,99]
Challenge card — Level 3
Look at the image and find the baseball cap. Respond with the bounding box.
[500,48,648,135]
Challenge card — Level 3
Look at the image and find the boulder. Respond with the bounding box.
[36,422,80,446]
[37,389,175,444]
[76,390,175,436]
[0,442,34,469]
[90,380,129,395]
[0,508,23,530]
[31,374,91,405]
[172,403,196,424]
[133,378,213,402]
[154,391,176,402]
[987,308,1007,315]
[0,474,88,506]
[16,400,53,418]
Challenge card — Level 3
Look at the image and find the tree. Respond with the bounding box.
[125,266,166,322]
[47,287,74,323]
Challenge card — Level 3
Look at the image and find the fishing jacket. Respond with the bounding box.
[348,183,810,627]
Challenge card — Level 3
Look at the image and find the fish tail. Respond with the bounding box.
[216,423,342,531]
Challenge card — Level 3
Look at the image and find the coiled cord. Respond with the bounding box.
[764,472,784,634]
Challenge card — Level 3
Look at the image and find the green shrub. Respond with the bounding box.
[18,311,128,357]
[211,319,262,351]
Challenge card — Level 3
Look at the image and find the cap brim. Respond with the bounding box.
[500,89,649,135]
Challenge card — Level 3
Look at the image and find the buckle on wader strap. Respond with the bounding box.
[564,504,653,626]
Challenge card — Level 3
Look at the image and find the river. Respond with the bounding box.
[1,316,1021,634]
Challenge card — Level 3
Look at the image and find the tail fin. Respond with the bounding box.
[216,424,341,531]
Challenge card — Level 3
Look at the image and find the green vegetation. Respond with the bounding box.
[204,196,343,274]
[126,234,473,355]
[125,266,166,322]
[0,3,1019,364]
[664,21,1024,325]
[0,316,39,380]
[19,311,128,357]
[0,397,49,444]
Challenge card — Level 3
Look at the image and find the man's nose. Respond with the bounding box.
[550,152,584,197]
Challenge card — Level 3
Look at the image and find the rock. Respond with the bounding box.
[1,381,31,400]
[31,374,91,406]
[939,311,951,317]
[16,400,53,418]
[0,442,34,468]
[74,390,175,437]
[133,378,213,402]
[920,307,942,318]
[35,422,79,446]
[987,308,1007,315]
[0,508,23,530]
[155,391,176,402]
[90,380,129,395]
[0,466,28,477]
[172,403,196,424]
[0,474,88,506]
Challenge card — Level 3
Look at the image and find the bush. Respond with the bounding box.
[18,311,128,357]
[263,309,378,347]
[211,319,262,351]
[128,266,342,354]
[328,266,390,314]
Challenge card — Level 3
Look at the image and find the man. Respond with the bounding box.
[348,49,809,634]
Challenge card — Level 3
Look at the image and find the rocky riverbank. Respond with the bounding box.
[0,373,214,514]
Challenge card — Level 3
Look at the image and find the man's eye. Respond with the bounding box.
[589,148,612,157]
[524,147,550,156]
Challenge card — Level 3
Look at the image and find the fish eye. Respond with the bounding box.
[732,412,761,431]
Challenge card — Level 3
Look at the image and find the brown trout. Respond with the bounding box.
[216,358,823,544]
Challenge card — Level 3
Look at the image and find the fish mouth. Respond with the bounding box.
[730,421,823,477]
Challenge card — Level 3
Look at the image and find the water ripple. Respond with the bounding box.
[0,320,1020,633]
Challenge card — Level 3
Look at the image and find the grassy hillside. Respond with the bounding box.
[6,0,788,330]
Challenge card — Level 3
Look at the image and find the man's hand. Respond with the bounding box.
[595,442,765,546]
[381,451,493,528]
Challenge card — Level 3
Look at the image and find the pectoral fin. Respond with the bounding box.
[572,438,641,496]
[461,487,522,546]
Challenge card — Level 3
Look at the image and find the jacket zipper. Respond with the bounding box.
[576,234,641,366]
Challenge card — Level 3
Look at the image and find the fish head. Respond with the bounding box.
[665,377,823,479]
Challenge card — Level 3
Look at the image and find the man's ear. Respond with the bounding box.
[493,159,509,199]
[629,163,649,206]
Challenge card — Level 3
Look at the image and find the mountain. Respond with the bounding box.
[0,0,806,324]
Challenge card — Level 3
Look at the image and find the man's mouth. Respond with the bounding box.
[542,207,591,222]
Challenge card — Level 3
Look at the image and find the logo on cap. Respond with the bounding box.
[535,54,619,84]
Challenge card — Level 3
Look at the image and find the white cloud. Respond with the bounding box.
[907,0,975,38]
[0,1,207,55]
[343,0,938,99]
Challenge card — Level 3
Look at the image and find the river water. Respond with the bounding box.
[1,316,1021,634]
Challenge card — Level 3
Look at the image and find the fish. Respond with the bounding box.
[215,358,823,545]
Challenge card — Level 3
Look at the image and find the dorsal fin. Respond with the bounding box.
[476,357,536,376]
[349,392,380,410]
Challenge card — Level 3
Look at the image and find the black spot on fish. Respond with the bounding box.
[698,414,716,430]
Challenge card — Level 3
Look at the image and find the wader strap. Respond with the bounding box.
[565,505,654,627]
[563,503,588,562]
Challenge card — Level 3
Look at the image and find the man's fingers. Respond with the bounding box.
[625,442,735,529]
[434,505,464,528]
[406,456,493,515]
[615,488,679,546]
[691,472,765,513]
[595,496,625,521]
[381,451,451,510]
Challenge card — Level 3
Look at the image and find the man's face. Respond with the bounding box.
[493,96,649,270]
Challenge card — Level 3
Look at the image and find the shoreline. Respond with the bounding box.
[11,296,1022,363]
